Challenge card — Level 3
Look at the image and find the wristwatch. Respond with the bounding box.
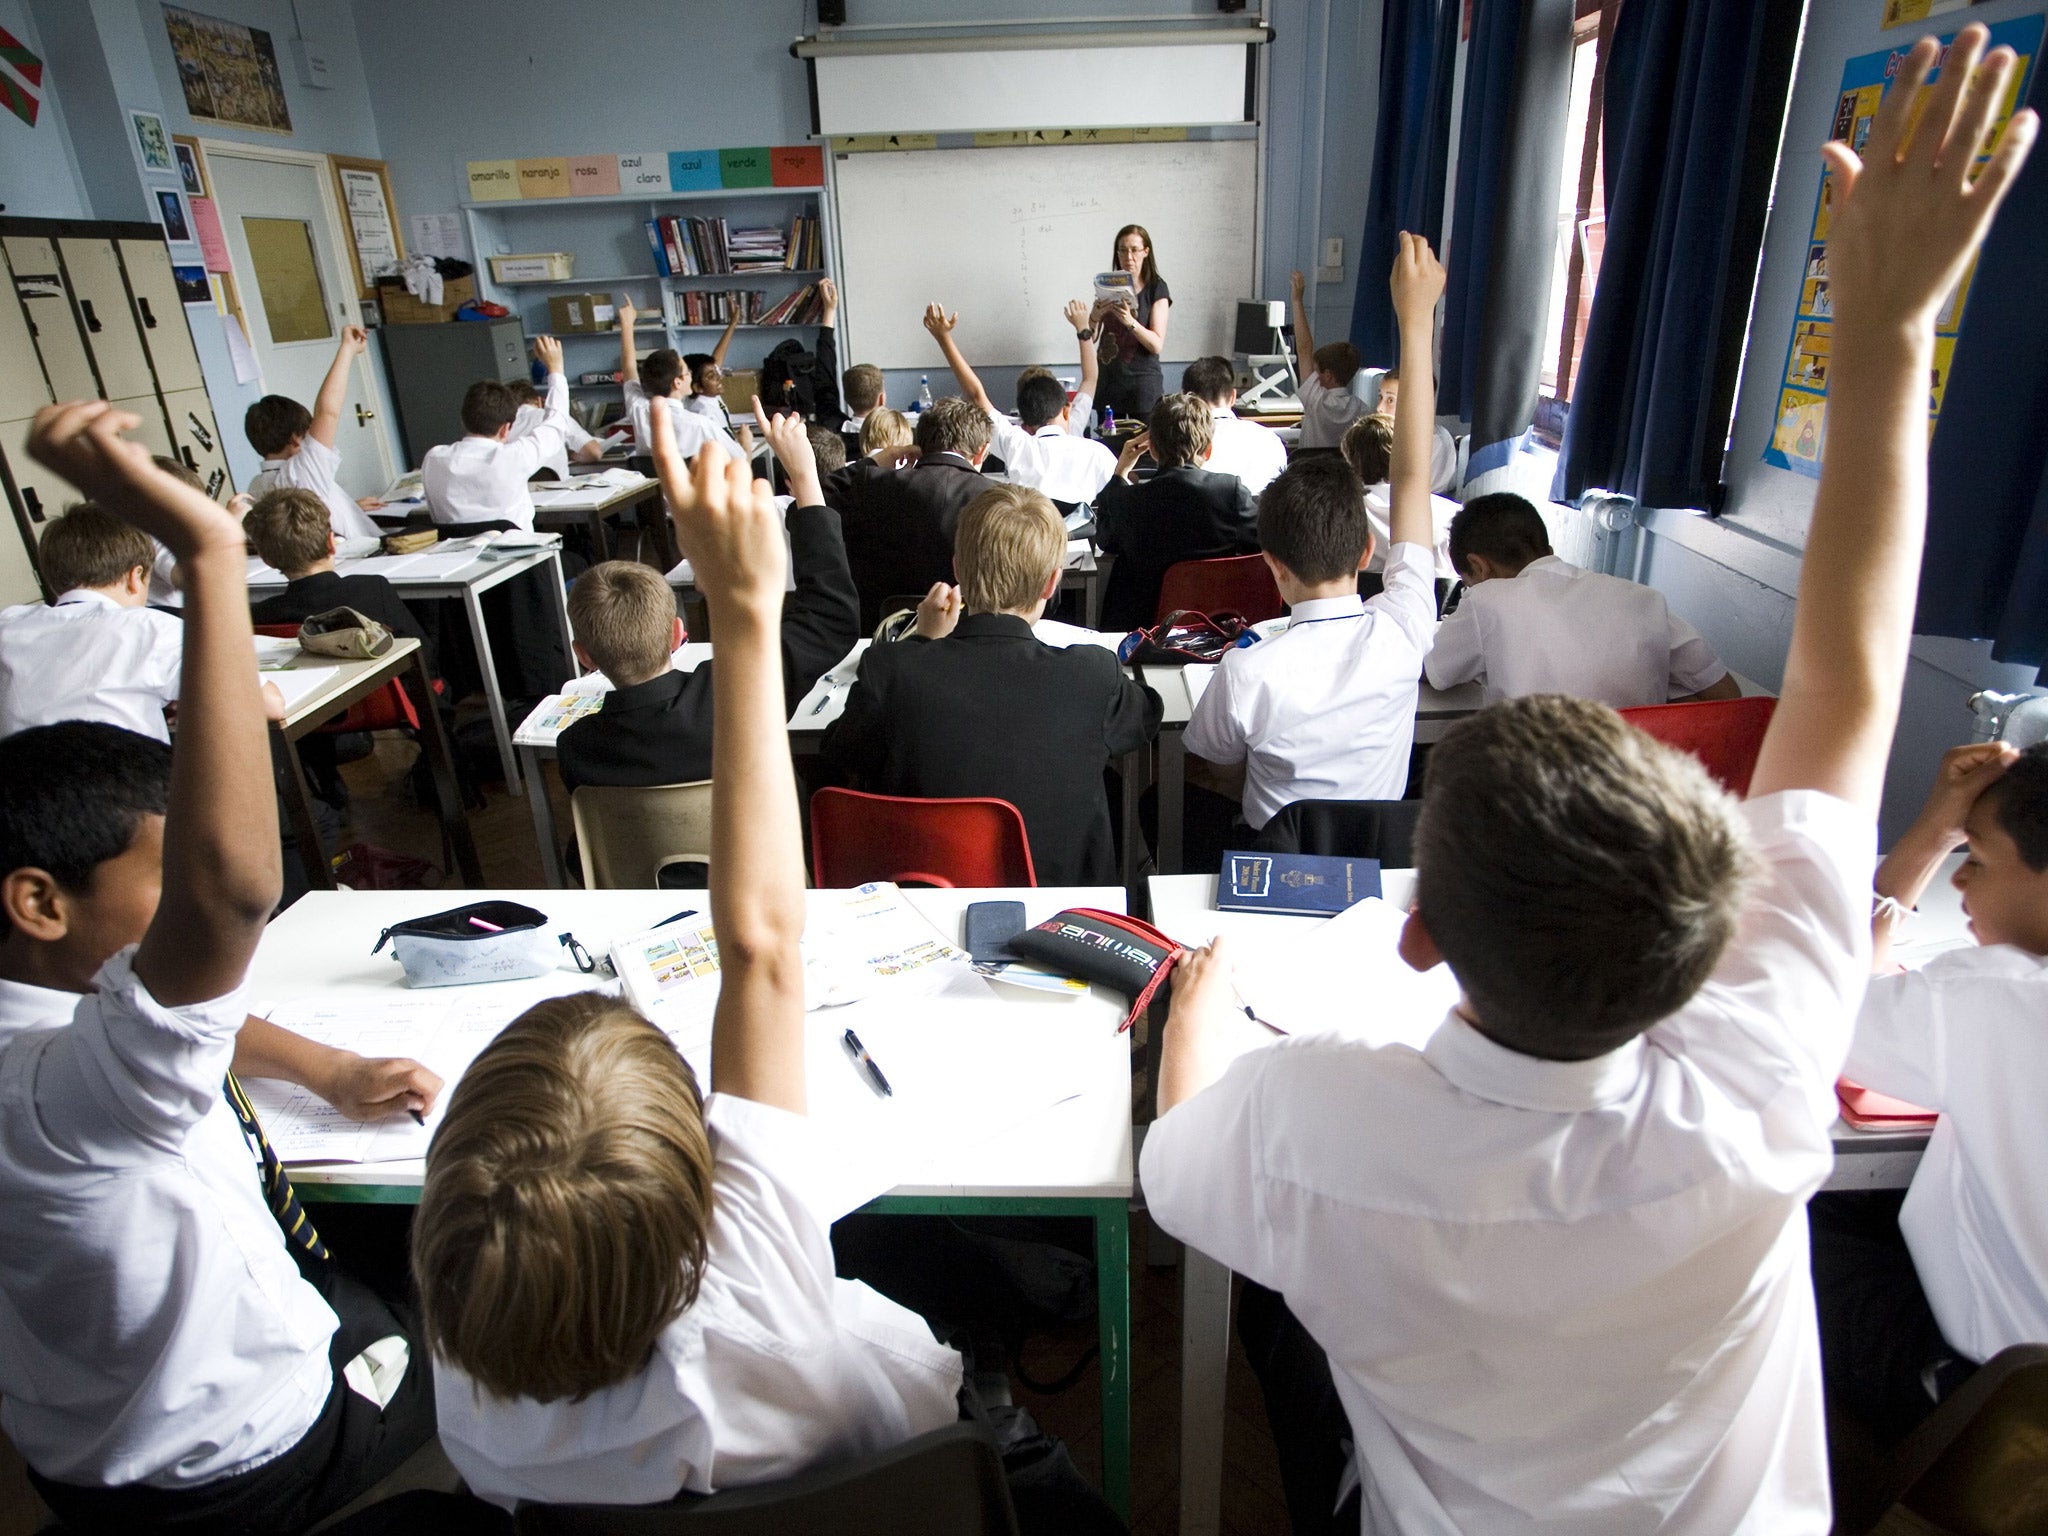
[1076,327,1096,342]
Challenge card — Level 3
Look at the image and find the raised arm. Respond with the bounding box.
[617,298,641,385]
[29,403,281,1006]
[309,325,368,449]
[1750,26,2034,810]
[497,336,570,476]
[1387,234,1444,554]
[651,395,805,1113]
[711,310,741,369]
[1288,270,1315,374]
[1065,299,1100,403]
[813,279,846,428]
[922,303,993,415]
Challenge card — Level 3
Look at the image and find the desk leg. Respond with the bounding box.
[412,651,483,886]
[274,730,335,892]
[1158,726,1186,876]
[1179,1248,1232,1536]
[641,493,676,570]
[525,746,566,888]
[1119,745,1148,904]
[1095,1197,1132,1522]
[1084,569,1102,630]
[462,583,523,792]
[544,550,578,679]
[587,507,611,563]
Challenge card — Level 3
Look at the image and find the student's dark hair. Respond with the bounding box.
[1258,457,1371,583]
[1110,224,1160,289]
[150,454,205,492]
[0,723,172,927]
[1985,742,2048,871]
[805,423,847,473]
[1312,340,1362,387]
[914,396,991,459]
[38,503,154,593]
[843,363,884,414]
[682,352,718,389]
[508,380,543,406]
[1340,414,1394,487]
[1446,492,1551,579]
[1016,374,1069,432]
[459,380,521,437]
[1148,393,1213,468]
[1416,695,1756,1061]
[641,347,684,399]
[1180,356,1236,406]
[244,394,312,456]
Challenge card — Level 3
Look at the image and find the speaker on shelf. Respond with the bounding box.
[819,0,847,24]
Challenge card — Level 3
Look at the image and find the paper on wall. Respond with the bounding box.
[223,313,259,384]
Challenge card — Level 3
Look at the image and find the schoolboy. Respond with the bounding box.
[616,298,747,465]
[1424,491,1739,707]
[1181,355,1288,495]
[0,502,183,742]
[841,361,887,461]
[416,397,963,1508]
[859,407,913,459]
[1812,739,2048,1443]
[145,456,252,607]
[557,407,858,795]
[681,308,742,427]
[923,302,1115,507]
[1142,40,2033,1531]
[1288,269,1369,449]
[246,486,430,660]
[823,483,1161,885]
[0,403,440,1530]
[1339,413,1459,586]
[1374,368,1460,494]
[508,378,606,479]
[245,325,384,541]
[422,335,573,530]
[1093,393,1259,631]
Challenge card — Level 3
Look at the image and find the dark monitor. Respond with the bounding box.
[1234,299,1286,355]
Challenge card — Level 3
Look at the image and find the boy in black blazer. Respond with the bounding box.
[822,483,1161,886]
[245,487,429,659]
[557,413,858,795]
[1094,392,1260,631]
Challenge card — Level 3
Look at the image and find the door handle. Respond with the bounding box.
[137,296,159,329]
[355,404,377,426]
[79,298,102,333]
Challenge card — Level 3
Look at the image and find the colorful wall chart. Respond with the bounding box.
[1764,16,2042,478]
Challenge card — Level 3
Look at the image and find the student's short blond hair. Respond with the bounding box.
[245,488,334,576]
[859,408,912,456]
[1416,695,1757,1061]
[413,993,715,1403]
[843,362,885,415]
[954,484,1063,614]
[1017,366,1056,387]
[568,561,676,686]
[1340,414,1394,487]
[37,504,153,594]
[1148,393,1213,468]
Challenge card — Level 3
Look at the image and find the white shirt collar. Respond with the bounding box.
[1518,555,1569,577]
[1287,593,1365,623]
[1424,1012,1647,1113]
[54,588,121,610]
[0,974,81,1037]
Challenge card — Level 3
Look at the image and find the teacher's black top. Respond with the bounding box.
[1114,276,1172,377]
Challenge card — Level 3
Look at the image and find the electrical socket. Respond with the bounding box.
[1322,236,1344,268]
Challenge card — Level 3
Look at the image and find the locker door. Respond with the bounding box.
[2,412,77,535]
[117,240,205,394]
[0,251,55,422]
[3,236,98,401]
[110,393,176,460]
[161,387,234,498]
[57,238,155,398]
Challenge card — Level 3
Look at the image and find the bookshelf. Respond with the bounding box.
[461,182,836,413]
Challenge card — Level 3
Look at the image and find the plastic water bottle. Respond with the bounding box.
[1102,406,1115,439]
[916,375,934,412]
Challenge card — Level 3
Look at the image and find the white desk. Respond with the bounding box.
[246,883,1135,1516]
[527,473,665,564]
[250,542,576,792]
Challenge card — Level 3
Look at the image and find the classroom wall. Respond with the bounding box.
[1635,0,2048,843]
[0,0,90,220]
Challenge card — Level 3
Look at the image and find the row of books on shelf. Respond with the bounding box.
[644,211,824,276]
[669,282,828,327]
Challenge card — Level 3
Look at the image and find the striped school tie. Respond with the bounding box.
[223,1071,330,1264]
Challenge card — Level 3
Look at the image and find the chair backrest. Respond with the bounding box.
[571,781,715,889]
[1252,798,1421,866]
[255,622,420,733]
[513,1422,1020,1536]
[1884,1344,2048,1535]
[1156,554,1285,625]
[1617,695,1778,798]
[810,788,1036,889]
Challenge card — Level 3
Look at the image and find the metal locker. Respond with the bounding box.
[161,387,234,498]
[3,236,98,402]
[56,237,155,397]
[118,240,206,395]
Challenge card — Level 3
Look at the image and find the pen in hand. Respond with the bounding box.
[842,1029,893,1097]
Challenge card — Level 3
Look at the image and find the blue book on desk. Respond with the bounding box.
[1217,851,1380,917]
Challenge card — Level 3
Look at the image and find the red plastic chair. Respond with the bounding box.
[1155,554,1285,625]
[257,623,422,733]
[1619,695,1778,797]
[809,788,1037,888]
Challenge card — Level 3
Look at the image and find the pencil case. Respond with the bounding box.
[298,606,396,661]
[1003,908,1182,1032]
[372,901,556,987]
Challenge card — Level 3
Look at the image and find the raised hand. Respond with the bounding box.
[28,401,242,559]
[650,393,785,620]
[819,277,838,319]
[913,582,962,640]
[1289,270,1307,302]
[1064,299,1091,334]
[617,296,638,328]
[533,334,564,373]
[1389,232,1445,321]
[1116,430,1152,480]
[922,302,958,339]
[339,324,368,355]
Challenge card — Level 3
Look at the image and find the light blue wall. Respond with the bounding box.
[0,0,89,219]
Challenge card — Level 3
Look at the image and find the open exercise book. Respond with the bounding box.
[244,885,1090,1214]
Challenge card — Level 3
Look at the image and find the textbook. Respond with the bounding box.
[1217,850,1380,917]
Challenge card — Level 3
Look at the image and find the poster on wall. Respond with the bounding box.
[1882,1,1996,28]
[163,5,292,133]
[1,24,45,127]
[1764,16,2043,479]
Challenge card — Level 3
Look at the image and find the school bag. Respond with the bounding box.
[759,338,828,419]
[1115,609,1261,666]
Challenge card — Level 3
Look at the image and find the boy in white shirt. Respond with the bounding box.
[616,298,748,467]
[1142,37,2032,1531]
[509,379,607,480]
[1374,367,1460,494]
[1813,738,2048,1443]
[1180,355,1288,495]
[244,325,385,541]
[1289,269,1369,449]
[421,334,573,530]
[1424,491,1739,707]
[0,403,440,1531]
[923,302,1116,508]
[415,402,964,1509]
[1339,413,1459,587]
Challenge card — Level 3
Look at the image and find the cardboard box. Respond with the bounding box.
[547,292,616,334]
[378,274,475,325]
[720,369,759,413]
[489,251,575,283]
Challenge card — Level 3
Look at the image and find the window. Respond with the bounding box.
[1540,0,1619,406]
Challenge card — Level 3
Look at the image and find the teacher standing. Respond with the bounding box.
[1092,224,1171,421]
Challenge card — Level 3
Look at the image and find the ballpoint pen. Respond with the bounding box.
[842,1029,893,1097]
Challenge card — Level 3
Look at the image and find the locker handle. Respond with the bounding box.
[21,488,44,523]
[179,446,199,473]
[79,298,103,333]
[138,296,159,329]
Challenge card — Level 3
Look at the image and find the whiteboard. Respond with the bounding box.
[833,140,1258,371]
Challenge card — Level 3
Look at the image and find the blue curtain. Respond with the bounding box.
[1350,0,1459,366]
[1440,0,1576,479]
[1916,59,2048,682]
[1551,0,1803,509]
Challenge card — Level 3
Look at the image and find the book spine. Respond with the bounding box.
[645,220,670,277]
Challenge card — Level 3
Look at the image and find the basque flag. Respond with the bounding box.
[0,25,42,128]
